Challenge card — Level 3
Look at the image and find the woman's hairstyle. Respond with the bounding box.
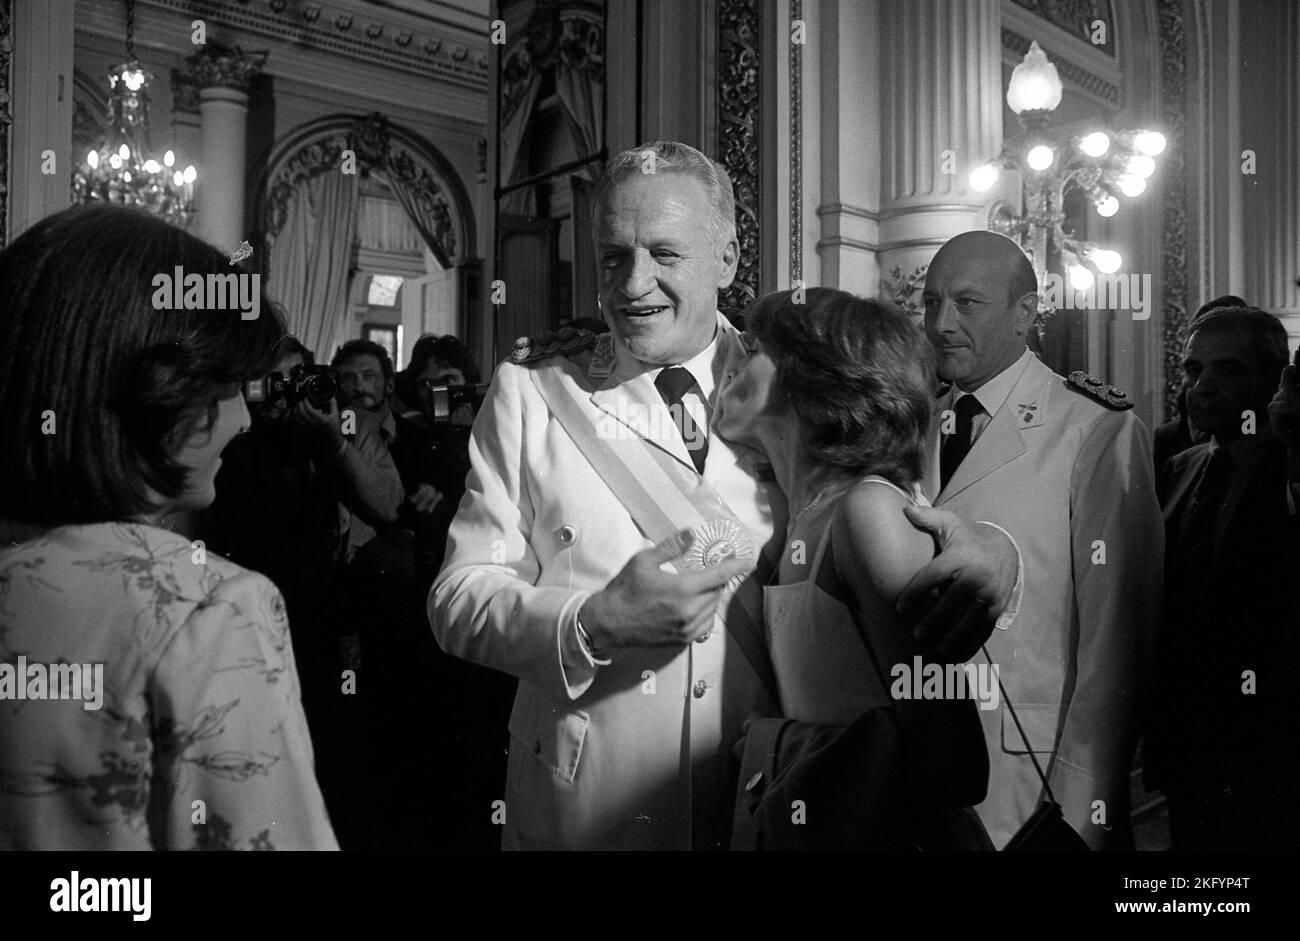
[746,288,936,487]
[0,204,285,526]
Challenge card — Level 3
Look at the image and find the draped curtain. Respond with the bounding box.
[269,171,361,361]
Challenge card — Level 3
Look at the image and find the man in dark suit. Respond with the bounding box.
[1146,306,1300,850]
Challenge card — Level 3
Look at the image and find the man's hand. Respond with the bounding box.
[1269,362,1300,453]
[410,482,444,514]
[579,530,755,654]
[290,398,346,454]
[896,505,1019,662]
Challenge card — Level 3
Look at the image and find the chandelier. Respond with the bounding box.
[969,41,1165,321]
[72,0,196,224]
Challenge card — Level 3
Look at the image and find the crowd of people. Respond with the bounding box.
[1,140,1297,852]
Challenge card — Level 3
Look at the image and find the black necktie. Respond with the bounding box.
[940,394,984,490]
[655,366,708,474]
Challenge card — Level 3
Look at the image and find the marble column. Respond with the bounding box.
[877,0,1003,292]
[174,47,265,253]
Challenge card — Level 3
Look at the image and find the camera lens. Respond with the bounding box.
[303,374,337,408]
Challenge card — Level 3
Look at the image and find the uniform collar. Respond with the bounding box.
[952,347,1034,417]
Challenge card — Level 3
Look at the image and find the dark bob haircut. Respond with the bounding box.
[745,288,935,487]
[0,204,285,526]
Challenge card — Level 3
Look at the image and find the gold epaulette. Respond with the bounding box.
[1066,371,1134,410]
[506,327,598,365]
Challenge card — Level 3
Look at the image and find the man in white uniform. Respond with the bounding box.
[922,230,1163,849]
[432,143,1023,850]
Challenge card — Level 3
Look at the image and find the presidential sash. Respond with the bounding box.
[527,360,779,706]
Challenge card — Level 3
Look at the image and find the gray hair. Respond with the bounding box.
[591,141,737,250]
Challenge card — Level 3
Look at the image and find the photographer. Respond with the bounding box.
[195,335,402,850]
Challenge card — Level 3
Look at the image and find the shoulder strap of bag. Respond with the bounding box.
[526,362,780,705]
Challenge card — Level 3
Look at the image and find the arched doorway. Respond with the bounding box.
[252,113,480,364]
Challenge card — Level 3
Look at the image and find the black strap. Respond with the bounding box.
[982,645,1058,805]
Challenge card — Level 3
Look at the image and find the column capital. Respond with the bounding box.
[175,44,267,96]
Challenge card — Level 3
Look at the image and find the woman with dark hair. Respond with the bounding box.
[0,205,337,850]
[718,288,989,848]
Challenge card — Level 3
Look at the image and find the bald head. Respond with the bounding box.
[930,230,1038,306]
[922,230,1040,390]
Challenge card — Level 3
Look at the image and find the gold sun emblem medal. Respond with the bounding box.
[682,518,756,592]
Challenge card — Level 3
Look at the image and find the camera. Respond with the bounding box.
[245,364,339,409]
[420,381,490,423]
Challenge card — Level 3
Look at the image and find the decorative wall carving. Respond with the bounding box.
[0,0,12,247]
[257,113,475,271]
[1010,0,1116,55]
[1002,28,1119,105]
[718,0,761,314]
[501,1,605,128]
[174,43,268,95]
[1158,0,1188,417]
[140,0,488,92]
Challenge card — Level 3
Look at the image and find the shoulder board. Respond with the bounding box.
[505,327,598,366]
[1066,371,1134,410]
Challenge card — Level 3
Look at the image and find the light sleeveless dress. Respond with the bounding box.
[764,475,929,725]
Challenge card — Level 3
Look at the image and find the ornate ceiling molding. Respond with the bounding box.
[135,0,488,93]
[174,42,268,94]
[257,112,476,270]
[1010,0,1116,56]
[717,0,761,316]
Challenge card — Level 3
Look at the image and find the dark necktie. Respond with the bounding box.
[655,366,708,474]
[940,394,984,490]
[1177,447,1233,579]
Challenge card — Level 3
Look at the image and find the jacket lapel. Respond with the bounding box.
[590,340,694,470]
[936,359,1047,504]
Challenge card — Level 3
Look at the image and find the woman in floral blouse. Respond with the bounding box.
[0,205,338,850]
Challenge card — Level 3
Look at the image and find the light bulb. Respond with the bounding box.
[122,171,132,183]
[1096,195,1119,217]
[183,165,197,184]
[969,163,1000,193]
[1092,249,1122,274]
[123,69,145,92]
[118,143,130,160]
[87,150,99,169]
[1118,175,1146,198]
[1027,145,1055,171]
[173,170,185,186]
[1126,155,1156,179]
[1133,131,1166,156]
[108,154,123,169]
[164,150,175,167]
[1079,132,1110,157]
[1068,264,1095,292]
[143,159,160,174]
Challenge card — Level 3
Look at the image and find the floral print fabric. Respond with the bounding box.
[0,522,337,850]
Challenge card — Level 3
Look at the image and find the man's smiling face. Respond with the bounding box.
[595,173,738,366]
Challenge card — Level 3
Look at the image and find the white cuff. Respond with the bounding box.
[977,520,1023,631]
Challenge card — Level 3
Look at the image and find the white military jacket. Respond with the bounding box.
[925,351,1162,849]
[430,314,786,850]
